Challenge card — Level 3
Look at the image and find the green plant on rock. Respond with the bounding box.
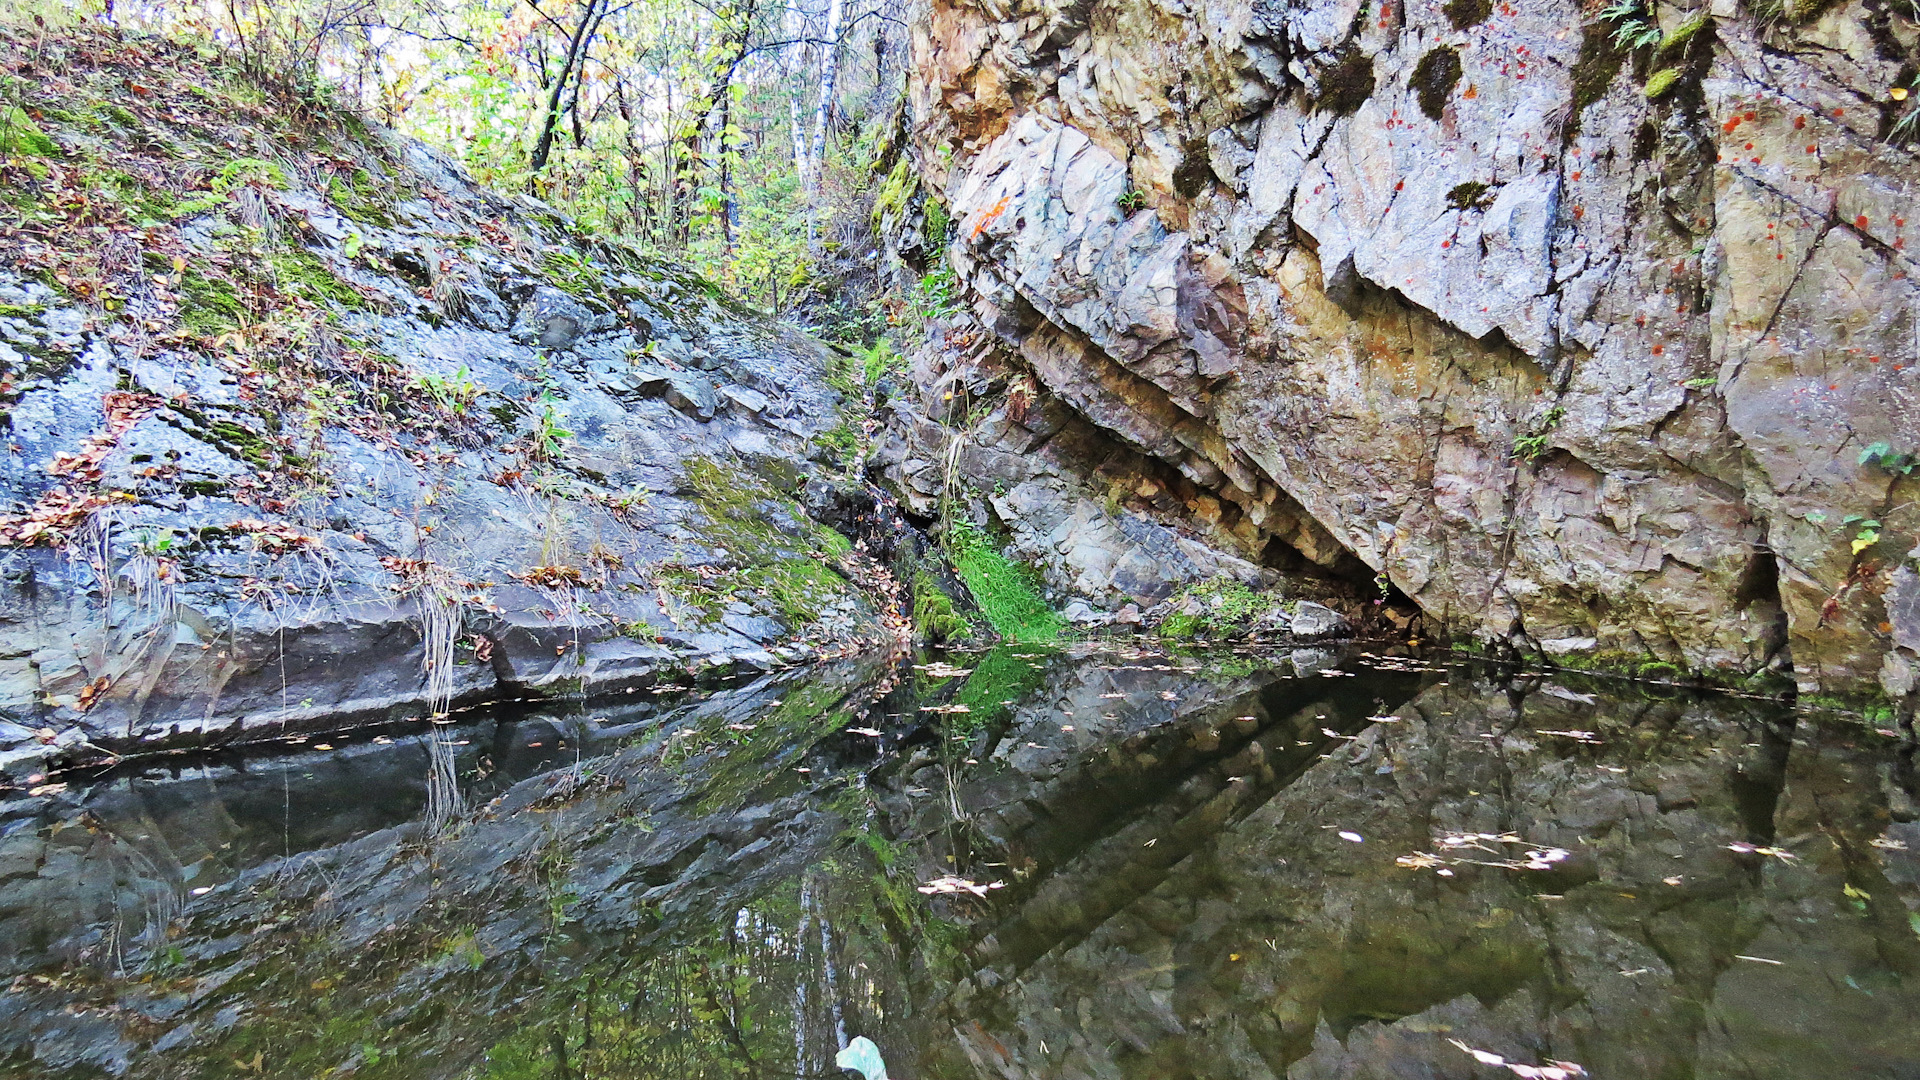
[414,364,481,417]
[1157,578,1278,640]
[913,260,960,324]
[1858,441,1920,477]
[1843,515,1882,556]
[1514,405,1566,462]
[1891,78,1920,144]
[1600,0,1664,48]
[1116,189,1148,214]
[531,394,572,462]
[945,517,1061,643]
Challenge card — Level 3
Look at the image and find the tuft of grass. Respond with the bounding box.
[946,518,1060,642]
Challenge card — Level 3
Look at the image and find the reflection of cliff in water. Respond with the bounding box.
[2,647,1918,1079]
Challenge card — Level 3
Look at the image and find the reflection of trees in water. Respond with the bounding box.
[477,876,898,1080]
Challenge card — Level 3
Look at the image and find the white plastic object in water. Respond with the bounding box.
[836,1036,889,1080]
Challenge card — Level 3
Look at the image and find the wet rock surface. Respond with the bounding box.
[899,0,1920,694]
[2,646,1917,1078]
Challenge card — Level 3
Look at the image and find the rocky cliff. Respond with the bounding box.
[0,28,904,775]
[895,0,1920,697]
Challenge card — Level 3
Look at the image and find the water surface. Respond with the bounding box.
[3,644,1916,1079]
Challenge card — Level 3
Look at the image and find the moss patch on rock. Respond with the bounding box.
[1412,47,1463,122]
[0,105,57,157]
[1312,47,1376,117]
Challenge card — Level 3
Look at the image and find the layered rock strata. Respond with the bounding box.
[905,0,1920,695]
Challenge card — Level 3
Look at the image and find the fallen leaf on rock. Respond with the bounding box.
[1535,729,1601,744]
[917,875,1005,897]
[1446,1040,1586,1078]
[1726,842,1797,860]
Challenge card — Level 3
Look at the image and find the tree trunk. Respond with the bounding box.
[529,0,601,173]
[789,93,810,191]
[805,0,843,198]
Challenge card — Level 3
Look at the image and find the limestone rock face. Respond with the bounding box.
[908,0,1920,691]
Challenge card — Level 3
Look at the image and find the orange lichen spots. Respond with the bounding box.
[1856,214,1870,229]
[971,194,1011,239]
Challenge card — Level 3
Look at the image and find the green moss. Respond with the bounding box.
[870,157,915,229]
[0,302,46,320]
[816,421,859,468]
[327,168,398,227]
[1567,21,1629,143]
[912,569,971,642]
[1447,181,1495,212]
[0,106,57,157]
[213,156,287,193]
[178,268,244,336]
[208,419,278,466]
[677,457,859,629]
[270,246,367,310]
[1156,578,1280,640]
[89,167,178,223]
[947,518,1061,643]
[1313,47,1376,117]
[1657,12,1711,57]
[542,247,605,299]
[1412,47,1463,122]
[1443,0,1493,29]
[1642,67,1682,99]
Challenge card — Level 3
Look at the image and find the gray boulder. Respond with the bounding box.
[1290,601,1351,640]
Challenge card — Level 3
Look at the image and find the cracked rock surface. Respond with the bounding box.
[905,0,1920,693]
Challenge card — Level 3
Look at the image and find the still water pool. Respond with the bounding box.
[3,644,1917,1078]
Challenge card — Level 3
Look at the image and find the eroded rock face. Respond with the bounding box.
[906,0,1920,693]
